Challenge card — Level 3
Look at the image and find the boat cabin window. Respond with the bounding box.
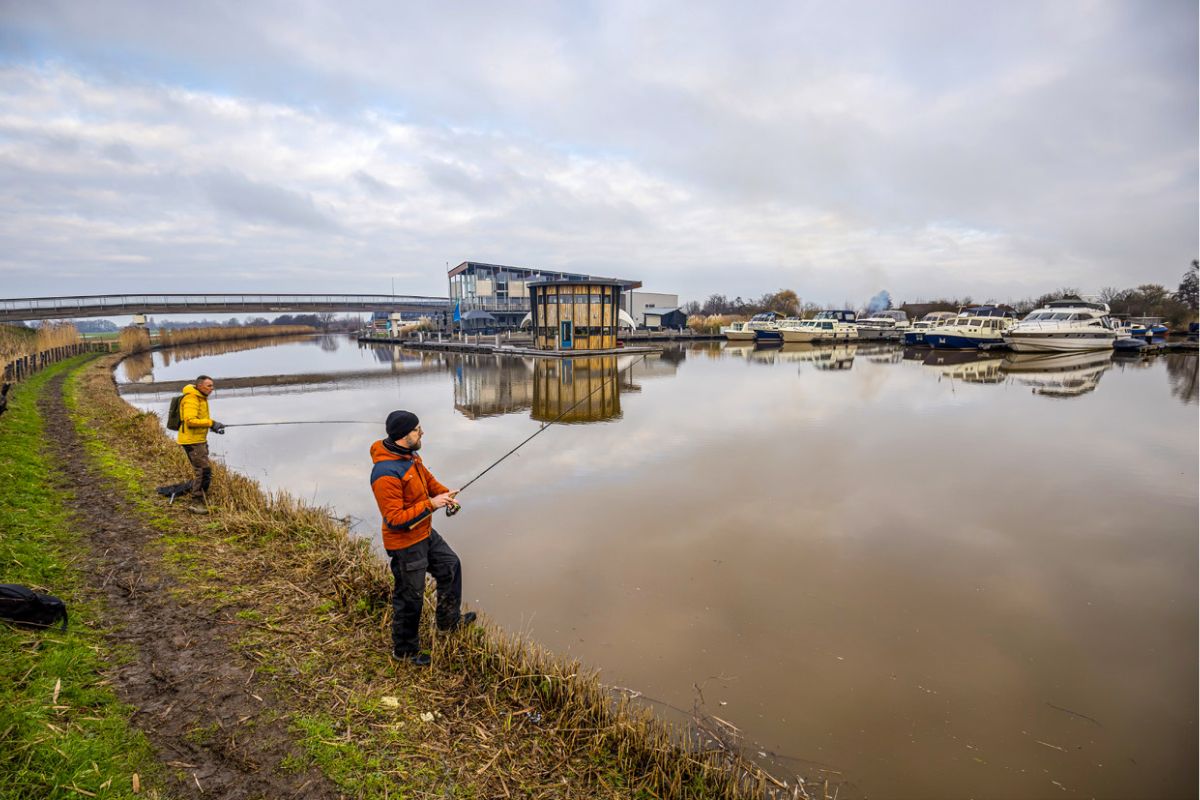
[821,321,833,329]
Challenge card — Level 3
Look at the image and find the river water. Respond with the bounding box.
[118,337,1198,799]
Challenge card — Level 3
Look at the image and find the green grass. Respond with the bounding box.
[0,359,165,800]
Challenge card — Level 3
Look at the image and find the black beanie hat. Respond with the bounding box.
[385,410,419,440]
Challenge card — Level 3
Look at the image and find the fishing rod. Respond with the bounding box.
[444,352,649,517]
[223,420,377,427]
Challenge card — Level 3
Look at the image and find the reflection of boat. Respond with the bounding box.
[781,310,858,343]
[777,342,857,368]
[813,344,857,370]
[923,350,1005,383]
[1001,351,1113,397]
[721,321,756,341]
[903,311,957,346]
[1002,299,1118,352]
[926,307,1016,350]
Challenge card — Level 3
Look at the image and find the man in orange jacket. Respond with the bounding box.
[370,410,475,666]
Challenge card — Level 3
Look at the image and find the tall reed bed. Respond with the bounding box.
[0,323,36,365]
[156,324,314,348]
[688,314,743,334]
[2,322,83,375]
[118,326,152,353]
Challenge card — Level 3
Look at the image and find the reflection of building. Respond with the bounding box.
[529,279,623,352]
[449,353,640,423]
[533,356,636,424]
[453,356,535,419]
[447,261,640,329]
[1001,351,1113,398]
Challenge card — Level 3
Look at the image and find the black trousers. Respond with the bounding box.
[387,529,463,655]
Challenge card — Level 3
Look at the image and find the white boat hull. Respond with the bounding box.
[1004,333,1116,352]
[780,328,856,343]
[723,330,757,341]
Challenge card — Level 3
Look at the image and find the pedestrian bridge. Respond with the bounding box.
[0,293,450,322]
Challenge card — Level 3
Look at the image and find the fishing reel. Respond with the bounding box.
[444,501,462,518]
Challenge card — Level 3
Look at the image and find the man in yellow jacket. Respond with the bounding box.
[176,374,225,512]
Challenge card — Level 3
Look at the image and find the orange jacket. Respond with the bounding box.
[369,440,450,551]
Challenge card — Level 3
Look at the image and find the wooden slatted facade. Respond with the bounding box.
[529,279,622,352]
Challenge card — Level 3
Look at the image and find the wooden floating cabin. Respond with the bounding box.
[528,278,623,353]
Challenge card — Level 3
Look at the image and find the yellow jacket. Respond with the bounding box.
[176,384,214,445]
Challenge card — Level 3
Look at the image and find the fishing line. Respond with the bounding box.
[449,353,649,509]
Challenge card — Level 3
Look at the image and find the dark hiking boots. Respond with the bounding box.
[392,650,432,667]
[438,611,477,633]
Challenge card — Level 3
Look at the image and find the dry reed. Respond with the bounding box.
[688,315,743,334]
[1,322,81,364]
[156,324,315,348]
[118,326,152,353]
[71,353,829,799]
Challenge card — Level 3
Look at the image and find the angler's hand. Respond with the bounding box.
[431,491,457,509]
[211,422,226,434]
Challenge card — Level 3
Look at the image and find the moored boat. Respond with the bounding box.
[926,307,1016,350]
[780,310,858,343]
[721,320,756,341]
[903,311,957,346]
[747,312,784,344]
[855,309,910,340]
[1002,299,1119,352]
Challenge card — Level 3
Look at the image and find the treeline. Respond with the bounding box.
[684,261,1200,328]
[683,289,807,317]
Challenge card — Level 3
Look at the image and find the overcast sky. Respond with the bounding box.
[1,1,1196,307]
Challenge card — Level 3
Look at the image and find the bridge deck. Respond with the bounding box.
[0,293,450,322]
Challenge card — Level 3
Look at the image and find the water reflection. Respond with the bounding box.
[1001,351,1114,398]
[1165,353,1198,404]
[121,351,155,384]
[453,354,644,424]
[119,337,1198,800]
[920,349,1006,384]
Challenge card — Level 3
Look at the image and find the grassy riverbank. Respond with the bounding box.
[0,358,163,800]
[61,354,790,798]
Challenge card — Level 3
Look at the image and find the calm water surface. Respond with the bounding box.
[119,337,1199,799]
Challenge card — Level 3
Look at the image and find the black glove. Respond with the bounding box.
[211,422,226,434]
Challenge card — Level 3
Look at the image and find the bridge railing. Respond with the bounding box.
[0,293,450,314]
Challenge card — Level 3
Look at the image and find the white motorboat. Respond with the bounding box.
[780,310,858,343]
[926,307,1017,350]
[1002,299,1119,352]
[904,311,958,346]
[721,320,756,342]
[855,310,911,340]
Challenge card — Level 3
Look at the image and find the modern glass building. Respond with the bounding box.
[447,261,640,330]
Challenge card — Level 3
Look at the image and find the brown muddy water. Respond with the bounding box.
[119,337,1199,799]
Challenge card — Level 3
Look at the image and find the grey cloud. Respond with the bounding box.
[353,169,395,197]
[0,1,1195,304]
[100,140,139,164]
[199,169,341,233]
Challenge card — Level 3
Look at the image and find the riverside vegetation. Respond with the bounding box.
[1,351,814,799]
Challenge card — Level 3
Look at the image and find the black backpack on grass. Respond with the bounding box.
[166,392,185,432]
[0,584,69,632]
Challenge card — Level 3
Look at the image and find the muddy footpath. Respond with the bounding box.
[38,372,340,800]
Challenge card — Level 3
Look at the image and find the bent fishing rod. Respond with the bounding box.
[444,352,650,517]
